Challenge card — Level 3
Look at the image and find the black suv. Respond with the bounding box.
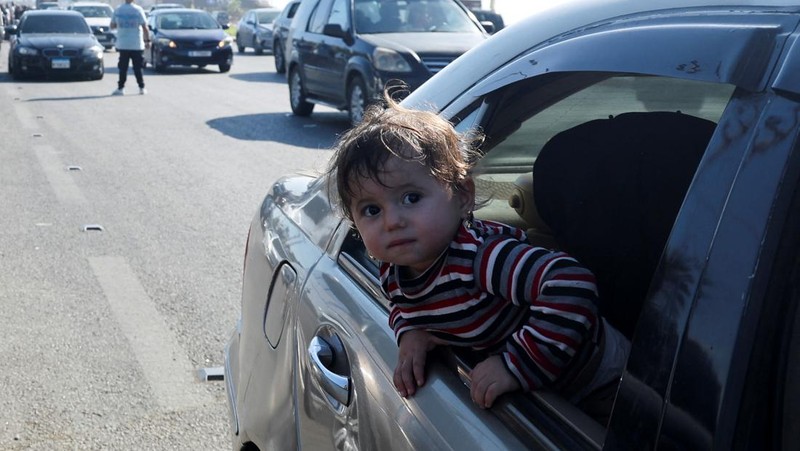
[286,0,488,125]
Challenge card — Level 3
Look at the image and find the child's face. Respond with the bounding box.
[349,156,474,277]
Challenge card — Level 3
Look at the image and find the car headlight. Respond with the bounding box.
[372,47,412,72]
[218,36,233,48]
[156,37,176,48]
[17,46,38,56]
[83,45,103,57]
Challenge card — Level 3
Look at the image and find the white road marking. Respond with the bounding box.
[89,256,212,411]
[2,84,39,130]
[34,144,87,204]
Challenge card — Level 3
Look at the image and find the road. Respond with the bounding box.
[0,45,350,450]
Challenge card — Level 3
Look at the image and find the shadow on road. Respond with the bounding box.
[207,112,350,149]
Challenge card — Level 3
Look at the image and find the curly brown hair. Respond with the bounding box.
[327,95,482,221]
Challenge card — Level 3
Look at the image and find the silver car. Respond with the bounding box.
[224,0,800,449]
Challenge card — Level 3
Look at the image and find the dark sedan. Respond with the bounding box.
[225,0,800,449]
[7,10,104,80]
[144,8,233,73]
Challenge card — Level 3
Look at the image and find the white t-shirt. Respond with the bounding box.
[112,2,147,51]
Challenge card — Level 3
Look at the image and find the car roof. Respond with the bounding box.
[406,0,800,111]
[24,9,83,16]
[150,8,207,14]
[69,2,112,5]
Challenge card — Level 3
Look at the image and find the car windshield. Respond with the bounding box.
[257,11,279,23]
[73,6,113,18]
[355,0,477,34]
[21,14,91,33]
[158,12,219,30]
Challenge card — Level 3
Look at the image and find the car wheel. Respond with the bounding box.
[289,68,314,116]
[219,63,231,73]
[273,40,285,74]
[154,50,167,73]
[348,76,368,126]
[90,65,104,80]
[236,34,245,53]
[253,37,263,55]
[9,59,21,80]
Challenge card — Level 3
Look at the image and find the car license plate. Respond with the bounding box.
[188,51,212,57]
[51,58,70,69]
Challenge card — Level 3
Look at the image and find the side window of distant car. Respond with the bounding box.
[328,0,349,30]
[308,0,334,34]
[287,1,300,19]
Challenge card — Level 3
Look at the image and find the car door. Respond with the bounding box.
[299,0,350,101]
[294,222,534,449]
[243,11,257,43]
[404,7,800,449]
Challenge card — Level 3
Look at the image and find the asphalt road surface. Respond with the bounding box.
[0,43,350,450]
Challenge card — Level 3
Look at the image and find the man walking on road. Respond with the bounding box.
[111,0,150,95]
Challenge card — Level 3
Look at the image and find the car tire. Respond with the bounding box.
[9,58,21,80]
[90,65,104,80]
[273,40,285,74]
[219,63,231,73]
[236,34,245,53]
[153,50,167,73]
[254,37,263,55]
[289,68,314,116]
[272,40,286,74]
[348,76,368,126]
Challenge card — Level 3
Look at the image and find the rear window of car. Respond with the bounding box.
[72,6,113,17]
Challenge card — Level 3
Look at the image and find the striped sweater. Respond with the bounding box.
[382,219,603,393]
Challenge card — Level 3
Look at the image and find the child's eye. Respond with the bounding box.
[402,193,421,204]
[361,205,381,217]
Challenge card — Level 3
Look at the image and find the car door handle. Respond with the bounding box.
[308,335,351,407]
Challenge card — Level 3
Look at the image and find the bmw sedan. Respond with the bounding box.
[144,8,233,73]
[7,10,104,80]
[225,0,800,449]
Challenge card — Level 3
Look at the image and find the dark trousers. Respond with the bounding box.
[117,50,145,89]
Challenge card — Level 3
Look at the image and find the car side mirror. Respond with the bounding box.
[322,23,353,44]
[222,23,229,30]
[480,20,495,34]
[247,20,255,25]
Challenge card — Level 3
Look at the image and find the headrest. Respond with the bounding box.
[508,172,551,234]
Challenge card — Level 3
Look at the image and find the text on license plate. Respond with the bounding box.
[188,51,211,57]
[52,58,70,69]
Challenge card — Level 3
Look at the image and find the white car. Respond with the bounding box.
[67,2,115,50]
[225,0,800,449]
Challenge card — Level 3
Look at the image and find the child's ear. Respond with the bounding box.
[457,178,476,216]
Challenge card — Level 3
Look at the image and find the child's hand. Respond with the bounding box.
[394,329,439,397]
[469,355,521,409]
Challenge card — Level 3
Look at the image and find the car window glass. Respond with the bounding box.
[287,1,300,19]
[308,0,333,33]
[258,11,279,23]
[328,0,348,30]
[21,15,90,34]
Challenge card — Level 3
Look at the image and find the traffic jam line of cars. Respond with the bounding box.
[223,0,800,449]
[5,4,234,80]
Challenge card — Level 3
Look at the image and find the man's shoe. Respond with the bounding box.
[112,88,124,96]
[139,87,147,95]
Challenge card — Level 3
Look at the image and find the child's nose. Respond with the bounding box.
[383,206,405,230]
